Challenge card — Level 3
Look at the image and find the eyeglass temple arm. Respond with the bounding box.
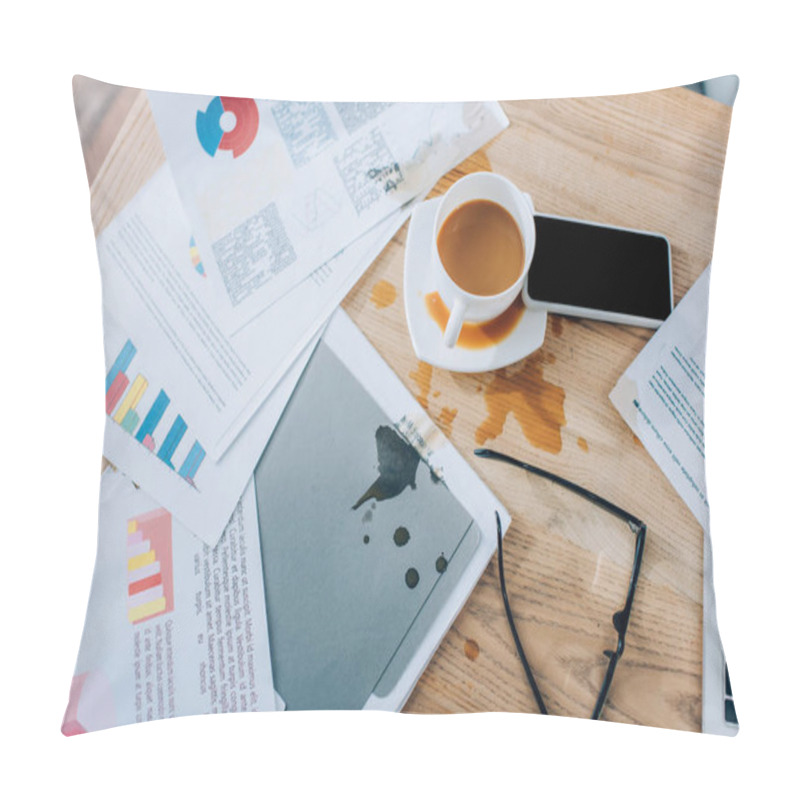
[591,523,646,719]
[478,448,648,721]
[495,511,549,715]
[475,448,645,531]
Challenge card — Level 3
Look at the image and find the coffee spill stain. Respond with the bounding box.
[464,639,480,661]
[577,436,589,452]
[393,526,410,547]
[429,148,493,198]
[435,554,448,574]
[409,360,433,409]
[352,425,421,510]
[369,279,397,309]
[436,406,458,438]
[405,568,420,589]
[425,292,526,350]
[475,357,567,454]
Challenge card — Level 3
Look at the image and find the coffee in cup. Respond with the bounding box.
[437,199,525,296]
[432,172,536,348]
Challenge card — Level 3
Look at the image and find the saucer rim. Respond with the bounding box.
[403,197,547,373]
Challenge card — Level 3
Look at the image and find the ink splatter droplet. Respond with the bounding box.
[405,568,419,589]
[393,526,410,547]
[435,554,448,573]
[363,535,370,544]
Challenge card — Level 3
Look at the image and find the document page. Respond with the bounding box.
[98,164,409,458]
[609,266,734,734]
[610,266,711,532]
[101,307,316,546]
[62,471,277,736]
[148,93,509,331]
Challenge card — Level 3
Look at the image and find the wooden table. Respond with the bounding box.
[74,77,732,730]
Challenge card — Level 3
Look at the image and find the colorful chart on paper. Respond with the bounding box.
[196,96,259,158]
[105,338,206,488]
[126,508,174,625]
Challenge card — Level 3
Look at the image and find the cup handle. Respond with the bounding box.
[443,296,467,349]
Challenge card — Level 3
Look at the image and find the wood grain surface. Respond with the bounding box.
[73,77,731,730]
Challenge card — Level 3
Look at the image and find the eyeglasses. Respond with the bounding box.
[474,447,647,720]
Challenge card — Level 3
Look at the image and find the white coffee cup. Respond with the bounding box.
[433,172,536,348]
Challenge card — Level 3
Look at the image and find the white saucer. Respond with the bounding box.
[403,197,547,373]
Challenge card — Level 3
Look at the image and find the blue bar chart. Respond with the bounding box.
[105,339,206,489]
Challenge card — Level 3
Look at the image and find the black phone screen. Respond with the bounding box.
[527,215,672,321]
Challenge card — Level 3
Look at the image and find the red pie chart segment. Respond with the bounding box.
[218,97,259,157]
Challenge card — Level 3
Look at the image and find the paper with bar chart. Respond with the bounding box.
[97,163,414,459]
[126,508,174,624]
[106,336,207,485]
[102,308,318,546]
[62,470,277,735]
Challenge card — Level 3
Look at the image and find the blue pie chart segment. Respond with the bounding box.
[196,96,225,156]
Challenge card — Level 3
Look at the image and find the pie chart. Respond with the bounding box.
[196,96,259,158]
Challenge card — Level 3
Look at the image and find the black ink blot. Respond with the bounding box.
[393,526,410,547]
[363,535,370,544]
[405,568,419,589]
[352,426,420,510]
[435,555,448,574]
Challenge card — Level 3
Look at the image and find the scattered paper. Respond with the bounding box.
[610,266,711,532]
[97,164,408,460]
[62,470,276,736]
[609,265,736,734]
[148,94,509,332]
[101,307,317,546]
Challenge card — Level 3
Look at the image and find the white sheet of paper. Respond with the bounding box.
[147,94,508,331]
[97,164,409,459]
[609,266,711,532]
[62,470,276,736]
[609,265,735,734]
[102,307,318,546]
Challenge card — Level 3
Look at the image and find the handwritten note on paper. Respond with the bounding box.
[610,266,711,531]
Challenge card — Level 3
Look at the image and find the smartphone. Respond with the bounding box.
[523,214,673,327]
